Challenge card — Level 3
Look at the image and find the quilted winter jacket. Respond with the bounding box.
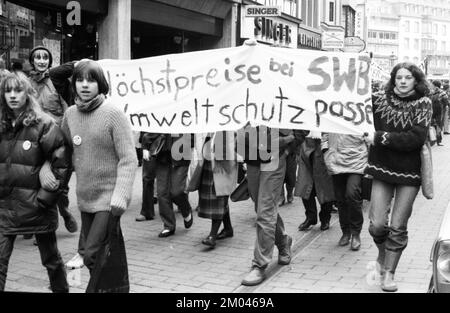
[0,112,71,235]
[321,133,368,175]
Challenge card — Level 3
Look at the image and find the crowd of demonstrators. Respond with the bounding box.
[364,62,432,292]
[295,130,335,232]
[0,49,442,294]
[0,73,71,292]
[322,133,368,251]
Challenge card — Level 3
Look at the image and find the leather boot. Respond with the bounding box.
[381,272,397,292]
[350,234,361,251]
[381,250,402,292]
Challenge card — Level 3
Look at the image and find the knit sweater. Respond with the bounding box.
[61,99,137,213]
[365,91,432,186]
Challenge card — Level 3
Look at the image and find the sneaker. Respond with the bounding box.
[65,253,84,269]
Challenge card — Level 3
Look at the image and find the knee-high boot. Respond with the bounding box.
[375,243,386,273]
[381,250,402,292]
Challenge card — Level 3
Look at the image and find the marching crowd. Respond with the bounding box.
[0,46,448,293]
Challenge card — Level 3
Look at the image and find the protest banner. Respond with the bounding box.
[370,61,390,83]
[98,43,374,135]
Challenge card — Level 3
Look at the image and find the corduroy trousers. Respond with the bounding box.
[247,154,290,269]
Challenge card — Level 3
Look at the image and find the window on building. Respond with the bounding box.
[302,0,319,28]
[414,39,419,49]
[434,24,438,34]
[443,25,447,36]
[414,22,419,33]
[404,38,410,48]
[442,41,446,51]
[285,0,296,16]
[328,0,335,23]
[404,21,410,32]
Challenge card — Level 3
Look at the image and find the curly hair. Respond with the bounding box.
[0,72,42,133]
[384,62,431,96]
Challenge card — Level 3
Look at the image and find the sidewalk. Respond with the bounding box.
[4,136,450,293]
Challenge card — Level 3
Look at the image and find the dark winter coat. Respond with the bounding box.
[293,131,335,204]
[141,132,193,167]
[0,111,71,235]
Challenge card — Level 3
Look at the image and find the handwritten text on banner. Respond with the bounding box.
[99,44,374,135]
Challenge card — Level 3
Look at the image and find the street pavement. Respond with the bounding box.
[4,135,450,293]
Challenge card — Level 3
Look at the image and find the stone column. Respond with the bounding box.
[211,1,238,49]
[98,0,131,59]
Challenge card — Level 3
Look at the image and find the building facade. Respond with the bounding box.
[364,0,450,76]
[0,0,358,71]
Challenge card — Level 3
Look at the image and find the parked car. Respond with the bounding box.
[428,203,450,293]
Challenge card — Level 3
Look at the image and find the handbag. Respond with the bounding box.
[361,174,373,201]
[149,134,166,157]
[420,142,433,199]
[86,214,129,293]
[428,126,437,145]
[230,176,250,202]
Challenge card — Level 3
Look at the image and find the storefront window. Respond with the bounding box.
[0,1,97,72]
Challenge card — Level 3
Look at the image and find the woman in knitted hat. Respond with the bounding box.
[28,46,79,237]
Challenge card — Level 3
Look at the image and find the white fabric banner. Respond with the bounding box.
[99,43,374,135]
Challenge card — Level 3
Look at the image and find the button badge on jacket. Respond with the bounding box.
[22,140,31,151]
[73,135,82,146]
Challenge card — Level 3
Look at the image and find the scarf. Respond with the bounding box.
[29,70,49,83]
[393,87,417,98]
[75,94,105,112]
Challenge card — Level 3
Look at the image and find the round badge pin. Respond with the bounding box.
[22,140,31,151]
[73,135,82,146]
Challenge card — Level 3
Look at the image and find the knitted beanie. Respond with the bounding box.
[29,46,53,69]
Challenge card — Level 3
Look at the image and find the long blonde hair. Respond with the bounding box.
[0,72,42,133]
